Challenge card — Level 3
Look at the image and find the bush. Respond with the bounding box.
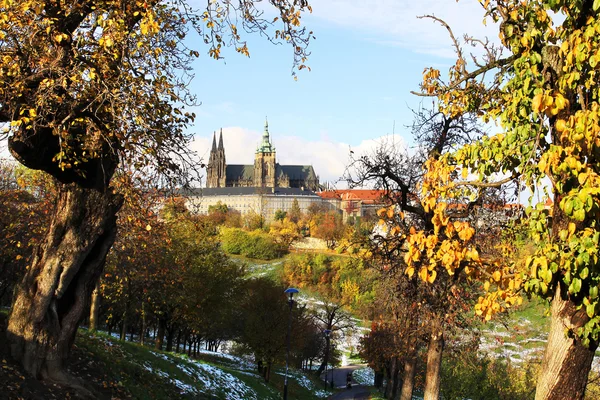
[220,228,249,255]
[220,228,285,260]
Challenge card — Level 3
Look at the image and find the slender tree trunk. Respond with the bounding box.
[176,330,182,353]
[386,357,399,400]
[535,286,598,400]
[424,316,444,400]
[265,361,272,382]
[166,326,175,352]
[140,303,146,346]
[155,318,166,350]
[399,345,417,400]
[120,311,128,341]
[7,183,121,382]
[316,336,331,376]
[89,281,101,332]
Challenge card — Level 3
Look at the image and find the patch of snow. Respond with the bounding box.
[147,351,258,399]
[183,359,258,400]
[353,367,374,385]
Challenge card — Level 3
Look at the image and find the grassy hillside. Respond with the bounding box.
[0,311,330,399]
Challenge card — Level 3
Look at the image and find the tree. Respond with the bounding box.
[345,109,492,400]
[314,211,345,249]
[1,0,312,385]
[412,2,600,399]
[289,198,302,223]
[274,209,287,222]
[237,278,306,382]
[313,300,354,377]
[269,217,302,248]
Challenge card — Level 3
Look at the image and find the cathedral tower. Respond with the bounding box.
[254,119,276,187]
[206,129,226,188]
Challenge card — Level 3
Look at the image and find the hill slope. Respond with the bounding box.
[0,312,329,399]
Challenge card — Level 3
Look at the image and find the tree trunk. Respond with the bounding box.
[7,183,121,382]
[140,303,146,346]
[120,311,128,341]
[166,326,175,352]
[176,330,182,353]
[535,286,598,400]
[399,347,417,400]
[265,361,272,382]
[424,317,444,400]
[316,336,331,376]
[155,318,166,350]
[386,357,399,400]
[89,281,100,332]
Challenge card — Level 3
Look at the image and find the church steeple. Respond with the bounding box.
[218,128,224,150]
[211,132,217,152]
[257,117,274,153]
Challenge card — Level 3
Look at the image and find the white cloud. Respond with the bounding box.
[190,127,407,188]
[307,0,499,58]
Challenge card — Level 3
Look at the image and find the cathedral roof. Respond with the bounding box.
[277,165,317,181]
[225,164,254,181]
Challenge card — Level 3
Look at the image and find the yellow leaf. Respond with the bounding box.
[427,269,437,284]
[492,270,501,282]
[532,93,543,112]
[419,267,428,282]
[406,266,415,278]
[146,224,152,231]
[484,281,490,291]
[387,208,394,218]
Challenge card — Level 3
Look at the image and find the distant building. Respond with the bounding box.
[185,186,327,222]
[205,120,319,191]
[317,189,388,221]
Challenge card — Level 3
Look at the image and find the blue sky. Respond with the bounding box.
[186,0,500,186]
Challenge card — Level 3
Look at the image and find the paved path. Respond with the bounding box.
[320,364,372,399]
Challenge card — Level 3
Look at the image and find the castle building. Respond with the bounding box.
[205,120,319,191]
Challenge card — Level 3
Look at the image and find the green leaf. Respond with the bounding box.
[586,303,595,319]
[574,209,585,221]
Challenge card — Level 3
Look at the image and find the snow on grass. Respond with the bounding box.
[353,367,374,385]
[275,369,330,398]
[196,349,255,370]
[148,351,258,400]
[182,358,258,400]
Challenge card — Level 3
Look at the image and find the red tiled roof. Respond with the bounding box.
[317,190,387,202]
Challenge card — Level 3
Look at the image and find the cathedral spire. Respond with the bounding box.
[211,132,217,152]
[218,128,224,150]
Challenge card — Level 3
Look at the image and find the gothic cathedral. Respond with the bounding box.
[205,120,319,191]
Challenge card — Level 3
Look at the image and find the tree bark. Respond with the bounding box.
[89,281,100,332]
[155,318,166,350]
[535,286,598,400]
[7,183,121,381]
[120,311,128,341]
[166,325,175,352]
[386,357,400,400]
[399,344,417,400]
[140,303,146,346]
[423,316,444,400]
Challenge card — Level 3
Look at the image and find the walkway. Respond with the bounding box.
[321,364,372,400]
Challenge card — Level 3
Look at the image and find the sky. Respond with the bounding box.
[186,0,500,187]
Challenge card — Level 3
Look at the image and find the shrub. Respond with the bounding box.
[220,228,285,260]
